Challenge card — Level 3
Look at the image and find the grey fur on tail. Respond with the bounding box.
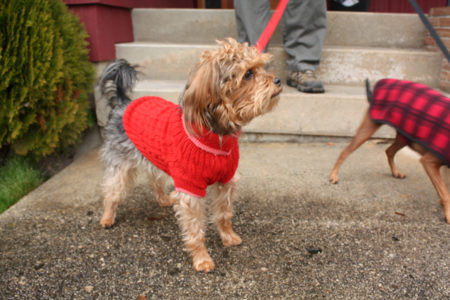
[98,59,137,108]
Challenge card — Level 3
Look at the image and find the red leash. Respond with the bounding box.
[255,0,289,53]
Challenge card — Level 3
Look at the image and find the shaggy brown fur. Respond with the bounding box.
[98,38,282,272]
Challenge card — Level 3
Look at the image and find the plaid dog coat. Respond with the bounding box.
[369,78,450,166]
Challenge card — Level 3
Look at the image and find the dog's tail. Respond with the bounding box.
[365,79,373,104]
[98,59,137,108]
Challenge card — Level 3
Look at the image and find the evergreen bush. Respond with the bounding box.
[0,0,95,159]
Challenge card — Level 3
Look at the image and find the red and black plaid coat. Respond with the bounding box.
[369,78,450,166]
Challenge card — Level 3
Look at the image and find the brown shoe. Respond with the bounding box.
[286,70,325,93]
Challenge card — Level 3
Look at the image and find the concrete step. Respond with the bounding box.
[132,9,427,49]
[130,80,395,139]
[116,43,441,87]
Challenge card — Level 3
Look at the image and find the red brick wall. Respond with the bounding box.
[426,7,450,92]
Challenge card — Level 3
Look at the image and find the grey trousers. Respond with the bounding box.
[234,0,327,72]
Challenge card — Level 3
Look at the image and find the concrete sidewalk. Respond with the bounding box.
[1,141,449,299]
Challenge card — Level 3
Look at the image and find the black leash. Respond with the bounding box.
[409,0,450,62]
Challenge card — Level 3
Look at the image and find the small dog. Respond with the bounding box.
[329,79,450,223]
[98,38,282,272]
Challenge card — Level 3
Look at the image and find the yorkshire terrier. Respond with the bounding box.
[98,38,282,272]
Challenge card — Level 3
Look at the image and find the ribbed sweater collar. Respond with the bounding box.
[181,116,239,156]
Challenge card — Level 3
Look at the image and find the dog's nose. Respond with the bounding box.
[273,77,281,86]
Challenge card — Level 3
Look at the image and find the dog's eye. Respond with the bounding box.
[243,70,254,80]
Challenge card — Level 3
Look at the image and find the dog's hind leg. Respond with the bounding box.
[419,152,450,224]
[385,133,407,179]
[100,162,137,228]
[172,192,215,272]
[147,166,173,207]
[211,175,242,247]
[329,111,381,184]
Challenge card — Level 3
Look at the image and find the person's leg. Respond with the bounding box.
[234,0,271,48]
[283,0,327,93]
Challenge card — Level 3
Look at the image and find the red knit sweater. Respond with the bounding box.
[123,96,240,197]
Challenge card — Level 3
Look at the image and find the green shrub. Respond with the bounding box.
[0,0,95,159]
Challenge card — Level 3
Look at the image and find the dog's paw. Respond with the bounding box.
[444,211,450,224]
[100,218,115,228]
[157,195,173,207]
[392,172,406,179]
[193,257,215,273]
[329,175,339,184]
[192,249,215,272]
[221,231,242,247]
[167,191,180,205]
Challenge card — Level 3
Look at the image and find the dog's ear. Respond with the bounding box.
[182,56,228,135]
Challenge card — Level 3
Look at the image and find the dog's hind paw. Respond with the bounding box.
[444,211,450,224]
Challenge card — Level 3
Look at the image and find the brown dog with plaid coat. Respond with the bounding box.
[329,78,450,224]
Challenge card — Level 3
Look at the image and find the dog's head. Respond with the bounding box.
[181,38,282,136]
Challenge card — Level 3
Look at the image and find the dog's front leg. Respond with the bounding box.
[211,175,242,247]
[172,192,215,272]
[420,152,450,224]
[329,111,381,184]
